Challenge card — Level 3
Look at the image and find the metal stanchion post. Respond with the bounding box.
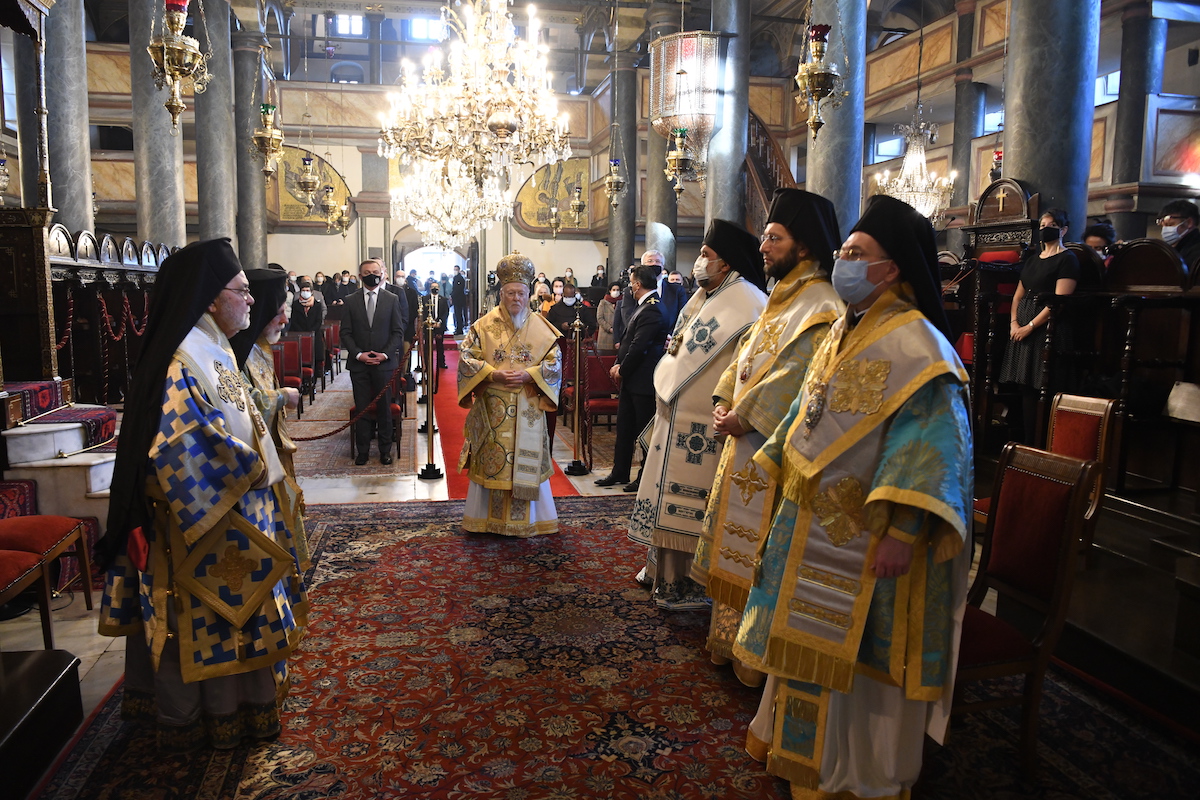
[417,296,430,405]
[565,311,589,475]
[418,303,443,479]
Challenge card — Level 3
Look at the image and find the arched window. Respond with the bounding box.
[330,63,364,84]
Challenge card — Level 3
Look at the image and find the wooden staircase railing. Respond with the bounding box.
[745,110,797,233]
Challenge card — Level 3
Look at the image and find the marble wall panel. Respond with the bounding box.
[750,83,786,128]
[282,85,391,131]
[867,24,953,97]
[91,158,197,203]
[1091,117,1107,183]
[86,45,131,95]
[560,97,590,142]
[979,0,1009,51]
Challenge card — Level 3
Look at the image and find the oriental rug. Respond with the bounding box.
[37,498,1200,800]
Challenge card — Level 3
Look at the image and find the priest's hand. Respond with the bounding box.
[872,536,914,578]
[713,405,747,437]
[281,388,300,409]
[492,369,531,389]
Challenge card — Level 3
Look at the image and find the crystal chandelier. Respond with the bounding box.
[648,30,721,198]
[147,0,212,132]
[378,0,571,245]
[873,20,955,223]
[390,157,511,249]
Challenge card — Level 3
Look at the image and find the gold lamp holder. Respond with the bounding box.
[252,103,285,182]
[794,24,844,140]
[569,185,586,225]
[336,200,353,238]
[548,204,562,239]
[297,156,321,210]
[148,0,211,132]
[664,128,695,198]
[604,159,626,209]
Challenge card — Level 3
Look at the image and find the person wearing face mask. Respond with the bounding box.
[1158,200,1200,272]
[591,265,608,288]
[546,283,595,337]
[289,278,327,375]
[734,195,972,800]
[597,282,622,354]
[692,189,844,685]
[1082,221,1117,268]
[563,268,577,288]
[341,260,404,465]
[426,283,450,370]
[998,208,1079,444]
[627,219,767,612]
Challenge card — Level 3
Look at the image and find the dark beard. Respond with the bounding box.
[765,241,803,281]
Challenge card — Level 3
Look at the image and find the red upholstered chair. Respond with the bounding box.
[324,322,341,379]
[0,550,55,648]
[273,341,305,418]
[974,394,1115,560]
[954,443,1098,776]
[348,401,404,460]
[587,355,619,430]
[284,332,318,402]
[0,479,93,609]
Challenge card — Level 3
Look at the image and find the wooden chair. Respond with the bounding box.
[0,479,93,610]
[284,332,318,401]
[0,551,55,648]
[954,443,1099,776]
[324,322,342,379]
[348,400,403,460]
[272,342,304,418]
[974,393,1115,560]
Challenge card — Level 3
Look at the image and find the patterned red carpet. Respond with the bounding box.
[36,498,1200,799]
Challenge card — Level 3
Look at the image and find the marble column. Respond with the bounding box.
[704,0,750,225]
[805,0,866,234]
[233,31,268,267]
[129,0,185,245]
[947,73,986,252]
[195,0,237,243]
[45,0,93,232]
[13,32,42,208]
[1110,2,1166,240]
[367,13,385,84]
[1003,0,1099,237]
[643,5,679,273]
[608,51,637,272]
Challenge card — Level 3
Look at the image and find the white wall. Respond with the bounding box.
[267,230,361,277]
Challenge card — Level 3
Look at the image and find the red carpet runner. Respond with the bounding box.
[431,348,579,499]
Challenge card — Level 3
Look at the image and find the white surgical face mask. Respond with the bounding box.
[831,257,889,305]
[566,270,573,277]
[300,290,312,300]
[693,255,724,287]
[1163,222,1185,246]
[563,295,577,306]
[610,289,620,298]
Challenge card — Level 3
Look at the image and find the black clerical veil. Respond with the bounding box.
[766,188,842,274]
[230,268,288,368]
[704,219,767,292]
[850,194,952,342]
[99,239,243,566]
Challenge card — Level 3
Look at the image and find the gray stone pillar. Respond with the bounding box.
[367,13,385,84]
[805,0,866,233]
[644,5,679,273]
[1003,0,1099,237]
[1110,2,1166,240]
[13,32,42,208]
[45,0,93,231]
[704,0,750,225]
[947,73,986,253]
[608,51,637,272]
[129,0,185,245]
[195,0,237,242]
[233,31,268,267]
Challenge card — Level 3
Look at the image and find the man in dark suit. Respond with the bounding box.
[451,265,469,334]
[613,250,686,349]
[596,264,666,490]
[376,262,412,365]
[341,259,404,465]
[426,284,450,370]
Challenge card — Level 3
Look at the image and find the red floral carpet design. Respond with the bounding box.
[38,498,1200,800]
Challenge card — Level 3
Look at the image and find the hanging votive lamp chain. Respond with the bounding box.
[569,184,586,225]
[794,23,846,140]
[148,0,212,132]
[252,101,285,182]
[297,155,320,209]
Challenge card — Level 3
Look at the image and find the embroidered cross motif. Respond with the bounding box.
[731,459,768,505]
[214,360,246,411]
[754,321,785,357]
[209,545,256,593]
[486,318,509,340]
[828,359,891,415]
[812,477,867,547]
[675,422,719,465]
[686,316,721,354]
[521,402,542,426]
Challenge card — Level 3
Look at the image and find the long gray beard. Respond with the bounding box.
[509,307,530,330]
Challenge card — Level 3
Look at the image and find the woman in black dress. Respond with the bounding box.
[289,279,327,373]
[999,207,1080,443]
